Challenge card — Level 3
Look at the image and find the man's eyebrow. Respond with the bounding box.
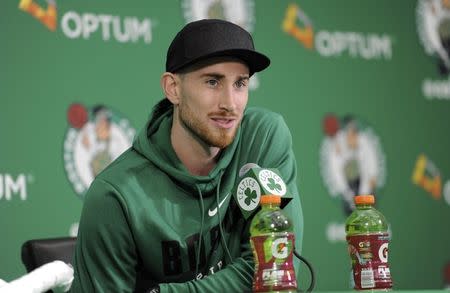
[199,73,250,80]
[237,74,250,80]
[200,73,225,79]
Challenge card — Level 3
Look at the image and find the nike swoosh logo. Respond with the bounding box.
[208,193,230,217]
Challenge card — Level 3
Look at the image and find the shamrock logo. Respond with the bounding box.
[267,178,282,193]
[244,188,258,206]
[236,177,261,212]
[259,170,287,196]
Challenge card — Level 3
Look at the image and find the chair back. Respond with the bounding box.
[21,237,76,273]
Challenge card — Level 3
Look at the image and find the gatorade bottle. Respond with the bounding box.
[250,195,297,293]
[345,195,393,291]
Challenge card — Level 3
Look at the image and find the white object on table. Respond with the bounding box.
[0,260,73,293]
[0,279,7,288]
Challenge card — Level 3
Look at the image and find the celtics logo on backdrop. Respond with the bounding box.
[417,0,450,75]
[182,0,260,90]
[320,114,386,242]
[320,114,386,215]
[182,0,254,32]
[63,103,135,198]
[416,0,450,99]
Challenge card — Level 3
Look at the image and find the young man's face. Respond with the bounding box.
[175,59,250,149]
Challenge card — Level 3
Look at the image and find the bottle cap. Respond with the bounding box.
[354,195,375,205]
[260,195,281,205]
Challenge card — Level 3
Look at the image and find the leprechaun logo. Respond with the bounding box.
[182,0,255,32]
[63,103,135,198]
[417,0,450,75]
[182,0,260,90]
[320,114,386,216]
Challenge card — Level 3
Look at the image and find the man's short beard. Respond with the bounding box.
[178,103,237,149]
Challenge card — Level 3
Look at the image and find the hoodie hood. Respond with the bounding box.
[132,106,241,197]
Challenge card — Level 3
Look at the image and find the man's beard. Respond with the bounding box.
[178,103,238,149]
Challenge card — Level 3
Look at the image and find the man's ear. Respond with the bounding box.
[161,72,180,105]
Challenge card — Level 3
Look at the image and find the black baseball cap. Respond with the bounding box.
[165,19,270,76]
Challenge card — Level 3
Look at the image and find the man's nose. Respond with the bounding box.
[218,85,236,112]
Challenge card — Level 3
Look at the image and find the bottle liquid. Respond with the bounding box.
[250,195,297,293]
[345,195,393,291]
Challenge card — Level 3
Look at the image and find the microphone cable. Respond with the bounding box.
[293,250,315,292]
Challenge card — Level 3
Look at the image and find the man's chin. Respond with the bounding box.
[209,134,235,149]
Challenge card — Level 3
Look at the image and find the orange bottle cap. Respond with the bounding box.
[260,195,282,204]
[354,195,375,205]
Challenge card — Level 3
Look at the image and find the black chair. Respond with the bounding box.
[21,237,77,272]
[21,237,77,292]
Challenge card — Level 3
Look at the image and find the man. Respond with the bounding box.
[70,19,303,293]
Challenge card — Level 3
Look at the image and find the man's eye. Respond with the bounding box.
[235,80,248,88]
[206,79,218,86]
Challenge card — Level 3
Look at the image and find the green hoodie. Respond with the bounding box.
[70,106,303,293]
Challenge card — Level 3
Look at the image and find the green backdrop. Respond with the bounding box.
[2,0,450,290]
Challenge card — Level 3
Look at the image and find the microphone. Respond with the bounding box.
[232,166,294,219]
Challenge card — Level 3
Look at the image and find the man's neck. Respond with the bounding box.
[170,122,221,176]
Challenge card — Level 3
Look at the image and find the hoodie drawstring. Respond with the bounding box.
[195,184,205,276]
[216,172,234,265]
[195,171,234,276]
[217,173,255,273]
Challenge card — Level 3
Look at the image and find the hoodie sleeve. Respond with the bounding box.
[159,260,254,293]
[159,221,255,293]
[70,179,140,293]
[159,112,304,293]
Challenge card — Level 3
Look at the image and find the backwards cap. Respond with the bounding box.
[165,19,270,75]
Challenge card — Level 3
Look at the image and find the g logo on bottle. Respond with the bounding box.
[378,243,389,263]
[271,237,289,259]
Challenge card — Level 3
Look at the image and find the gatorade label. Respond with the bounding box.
[250,233,297,292]
[346,233,393,290]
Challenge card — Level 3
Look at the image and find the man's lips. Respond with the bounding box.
[210,116,237,129]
